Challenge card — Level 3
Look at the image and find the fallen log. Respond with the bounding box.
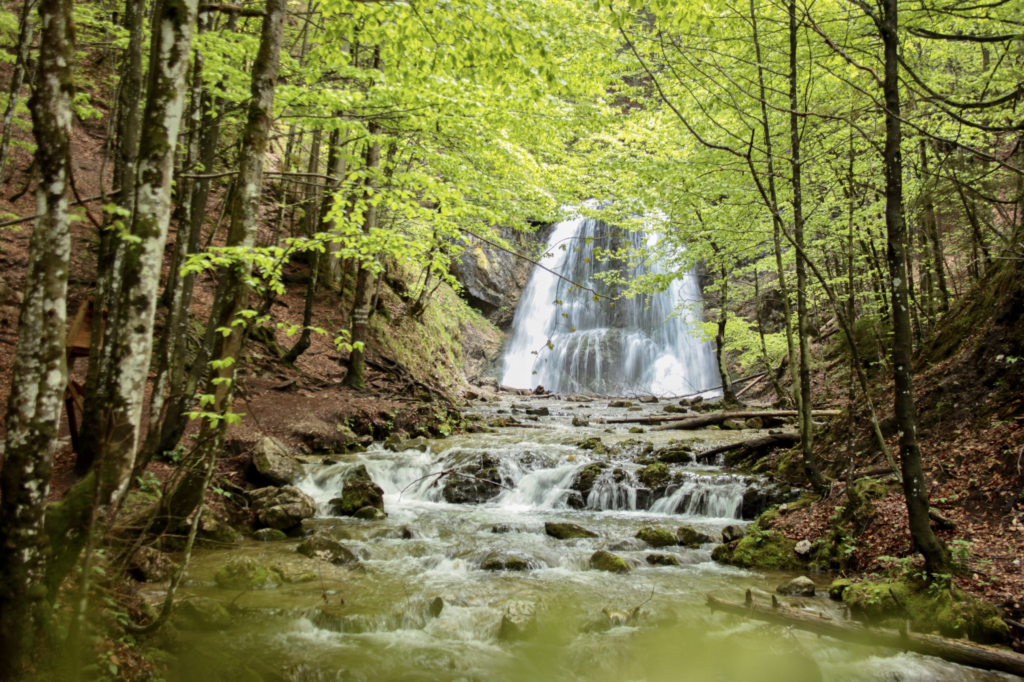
[695,433,800,461]
[499,384,533,395]
[671,371,767,401]
[651,410,840,432]
[706,593,1024,678]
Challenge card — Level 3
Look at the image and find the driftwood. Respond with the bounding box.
[499,384,534,395]
[651,410,840,432]
[707,593,1024,678]
[671,371,767,401]
[695,433,800,461]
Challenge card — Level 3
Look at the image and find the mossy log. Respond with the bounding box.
[695,433,801,462]
[650,410,840,431]
[706,593,1024,677]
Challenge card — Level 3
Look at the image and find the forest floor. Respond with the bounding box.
[738,266,1024,644]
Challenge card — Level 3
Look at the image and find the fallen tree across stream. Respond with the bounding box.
[644,410,840,431]
[694,433,800,461]
[706,593,1024,678]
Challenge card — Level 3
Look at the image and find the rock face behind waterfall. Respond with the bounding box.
[449,224,552,328]
[500,217,720,395]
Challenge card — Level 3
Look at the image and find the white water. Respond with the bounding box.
[501,216,720,396]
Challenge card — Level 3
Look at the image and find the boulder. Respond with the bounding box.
[636,526,676,548]
[352,505,387,520]
[570,462,608,497]
[498,601,537,640]
[250,436,303,486]
[393,436,431,452]
[608,400,633,408]
[291,418,371,453]
[741,481,798,519]
[442,454,506,504]
[744,416,764,430]
[721,525,746,543]
[655,445,693,464]
[545,522,598,539]
[525,407,549,416]
[589,550,631,574]
[721,419,745,430]
[269,559,317,584]
[296,533,359,565]
[330,465,385,516]
[577,437,606,452]
[480,550,536,571]
[662,405,686,414]
[795,539,813,556]
[628,427,645,434]
[777,576,816,597]
[251,486,316,530]
[712,530,803,570]
[129,546,178,582]
[639,396,659,403]
[676,526,713,548]
[572,415,590,427]
[646,553,680,567]
[215,557,281,590]
[172,597,232,631]
[429,596,445,617]
[253,528,288,542]
[638,462,670,489]
[478,376,499,390]
[565,492,586,509]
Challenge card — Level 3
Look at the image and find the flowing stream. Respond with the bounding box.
[500,217,719,396]
[146,398,1009,682]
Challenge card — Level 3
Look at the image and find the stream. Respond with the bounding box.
[147,397,1015,682]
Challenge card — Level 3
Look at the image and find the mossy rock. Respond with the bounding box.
[214,557,281,590]
[656,446,694,464]
[253,528,288,542]
[638,462,670,488]
[636,526,676,548]
[571,462,608,496]
[590,549,631,573]
[714,530,803,570]
[481,551,535,571]
[577,437,607,454]
[628,427,646,434]
[646,553,680,567]
[545,522,598,539]
[828,578,853,600]
[842,576,1010,644]
[172,597,232,632]
[676,526,714,548]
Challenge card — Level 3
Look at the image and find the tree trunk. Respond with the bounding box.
[714,262,737,405]
[878,0,949,574]
[788,0,826,490]
[76,0,147,475]
[343,119,382,391]
[0,0,38,180]
[0,0,74,672]
[163,0,287,523]
[96,0,200,507]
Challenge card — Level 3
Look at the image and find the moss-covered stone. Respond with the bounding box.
[828,578,853,600]
[676,526,714,548]
[571,462,608,496]
[842,576,1010,644]
[545,522,598,539]
[646,553,680,567]
[636,526,676,548]
[296,533,359,565]
[638,462,670,488]
[713,530,803,570]
[590,549,631,573]
[253,528,288,542]
[214,557,281,590]
[481,551,534,571]
[577,437,607,454]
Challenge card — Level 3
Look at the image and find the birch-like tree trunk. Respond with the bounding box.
[97,0,199,506]
[164,0,287,521]
[0,0,74,672]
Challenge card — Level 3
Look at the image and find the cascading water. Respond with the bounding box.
[501,216,720,396]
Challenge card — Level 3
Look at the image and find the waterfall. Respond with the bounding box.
[500,216,720,396]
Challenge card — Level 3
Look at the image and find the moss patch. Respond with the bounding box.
[713,529,803,570]
[842,575,1010,644]
[636,526,676,548]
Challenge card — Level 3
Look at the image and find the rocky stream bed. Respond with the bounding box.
[139,396,1017,682]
